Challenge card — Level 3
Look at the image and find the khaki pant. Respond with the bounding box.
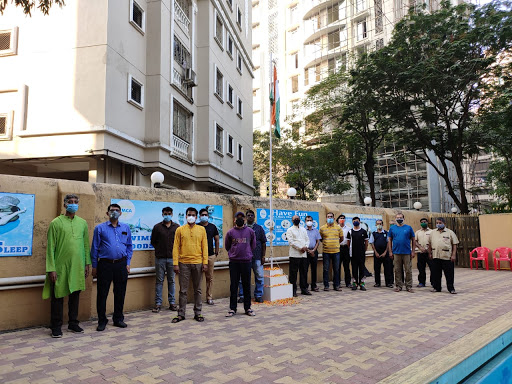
[178,263,203,317]
[394,254,413,289]
[205,255,215,300]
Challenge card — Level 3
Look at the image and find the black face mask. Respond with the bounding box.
[235,218,244,227]
[293,218,300,226]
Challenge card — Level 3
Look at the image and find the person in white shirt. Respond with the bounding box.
[286,215,311,297]
[337,214,352,288]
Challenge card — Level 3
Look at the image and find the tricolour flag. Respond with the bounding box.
[270,65,281,139]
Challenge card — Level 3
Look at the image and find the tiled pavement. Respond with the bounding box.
[1,268,512,384]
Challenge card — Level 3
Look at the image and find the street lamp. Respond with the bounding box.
[287,187,297,199]
[364,197,372,206]
[150,171,164,188]
[413,201,422,211]
[451,207,458,214]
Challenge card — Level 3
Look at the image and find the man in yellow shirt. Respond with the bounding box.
[319,212,343,291]
[428,217,459,294]
[172,207,208,322]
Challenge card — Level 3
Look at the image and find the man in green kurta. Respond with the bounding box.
[43,194,91,338]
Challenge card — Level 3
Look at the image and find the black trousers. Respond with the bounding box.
[307,250,318,290]
[417,252,433,286]
[340,245,351,287]
[96,259,128,325]
[289,257,308,294]
[51,286,80,331]
[431,258,455,292]
[374,253,394,286]
[351,253,365,285]
[230,261,251,312]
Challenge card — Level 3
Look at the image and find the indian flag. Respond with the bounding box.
[270,65,281,139]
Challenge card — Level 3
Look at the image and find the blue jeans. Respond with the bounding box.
[155,257,175,306]
[239,258,264,298]
[323,252,340,289]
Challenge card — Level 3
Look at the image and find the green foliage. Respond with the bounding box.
[0,0,64,15]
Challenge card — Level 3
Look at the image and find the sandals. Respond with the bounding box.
[171,315,185,323]
[225,310,236,317]
[152,306,161,313]
[406,288,414,293]
[194,314,205,322]
[394,287,402,292]
[245,309,255,317]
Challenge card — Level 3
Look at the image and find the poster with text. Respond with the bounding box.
[0,192,35,256]
[111,199,223,251]
[256,208,320,246]
[342,213,383,234]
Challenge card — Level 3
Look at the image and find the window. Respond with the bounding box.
[237,144,243,163]
[237,52,243,74]
[0,112,13,140]
[227,84,234,106]
[237,96,243,118]
[227,34,234,57]
[340,28,348,46]
[356,0,366,13]
[128,74,144,109]
[357,20,367,41]
[227,135,234,156]
[289,4,298,24]
[130,0,145,34]
[176,0,191,18]
[289,52,298,71]
[304,68,309,86]
[215,124,223,153]
[0,27,18,57]
[376,38,384,50]
[173,101,192,143]
[328,30,340,50]
[375,0,383,33]
[291,75,298,93]
[174,36,191,69]
[215,68,224,100]
[237,6,242,30]
[215,14,223,48]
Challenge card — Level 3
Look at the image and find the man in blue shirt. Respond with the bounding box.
[91,204,133,331]
[305,215,321,292]
[388,212,415,293]
[238,209,266,303]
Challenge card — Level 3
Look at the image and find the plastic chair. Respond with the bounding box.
[493,247,512,271]
[469,247,490,270]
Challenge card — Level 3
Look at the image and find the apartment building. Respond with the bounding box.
[0,0,254,194]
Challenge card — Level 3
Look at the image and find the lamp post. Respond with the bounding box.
[150,171,164,188]
[363,197,372,207]
[451,207,458,214]
[287,187,297,199]
[413,201,422,211]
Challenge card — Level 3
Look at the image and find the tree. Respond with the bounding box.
[370,1,512,213]
[0,0,64,15]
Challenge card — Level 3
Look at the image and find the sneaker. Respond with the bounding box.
[237,297,244,303]
[387,284,394,288]
[374,283,381,287]
[417,283,425,288]
[351,283,358,291]
[51,328,63,338]
[67,324,84,333]
[313,287,320,292]
[255,297,263,303]
[323,287,329,291]
[206,299,214,305]
[360,284,367,291]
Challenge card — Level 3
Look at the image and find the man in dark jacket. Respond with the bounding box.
[370,219,394,288]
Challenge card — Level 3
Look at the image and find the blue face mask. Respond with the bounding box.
[353,221,360,227]
[200,215,209,223]
[436,223,445,230]
[163,215,172,222]
[66,204,79,213]
[327,218,334,224]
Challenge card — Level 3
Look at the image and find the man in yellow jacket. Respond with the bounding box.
[172,207,208,323]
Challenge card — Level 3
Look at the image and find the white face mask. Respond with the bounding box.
[306,221,313,227]
[187,215,196,224]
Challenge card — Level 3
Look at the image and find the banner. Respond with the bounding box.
[342,213,383,234]
[111,199,223,251]
[0,192,35,256]
[256,208,320,246]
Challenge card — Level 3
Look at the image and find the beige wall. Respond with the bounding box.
[0,175,436,331]
[479,213,512,269]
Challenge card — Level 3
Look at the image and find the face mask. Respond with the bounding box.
[436,223,445,230]
[200,215,209,223]
[235,218,245,227]
[339,219,345,225]
[187,215,196,224]
[109,211,121,220]
[377,224,383,230]
[396,219,404,225]
[353,221,360,227]
[420,222,428,229]
[163,215,172,222]
[306,221,313,227]
[327,218,334,225]
[66,204,78,213]
[293,218,300,226]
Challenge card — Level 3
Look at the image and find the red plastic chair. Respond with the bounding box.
[469,247,490,270]
[493,247,512,271]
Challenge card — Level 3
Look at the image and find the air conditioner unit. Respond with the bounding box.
[184,68,197,86]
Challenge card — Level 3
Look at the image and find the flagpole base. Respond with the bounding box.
[262,267,293,302]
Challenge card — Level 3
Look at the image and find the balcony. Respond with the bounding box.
[174,0,190,34]
[303,0,336,20]
[172,67,192,99]
[171,135,190,160]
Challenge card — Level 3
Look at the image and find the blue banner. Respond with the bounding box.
[342,213,383,234]
[256,208,320,246]
[111,199,223,251]
[0,192,35,256]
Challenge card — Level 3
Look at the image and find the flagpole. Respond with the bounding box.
[269,53,274,270]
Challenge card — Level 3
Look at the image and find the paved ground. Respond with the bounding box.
[1,268,512,384]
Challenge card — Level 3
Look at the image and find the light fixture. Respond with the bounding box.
[413,201,422,211]
[363,197,372,206]
[287,187,297,199]
[451,207,458,214]
[150,171,164,188]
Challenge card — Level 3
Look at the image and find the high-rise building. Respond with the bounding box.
[0,0,254,194]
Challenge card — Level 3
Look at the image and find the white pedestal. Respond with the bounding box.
[262,268,293,302]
